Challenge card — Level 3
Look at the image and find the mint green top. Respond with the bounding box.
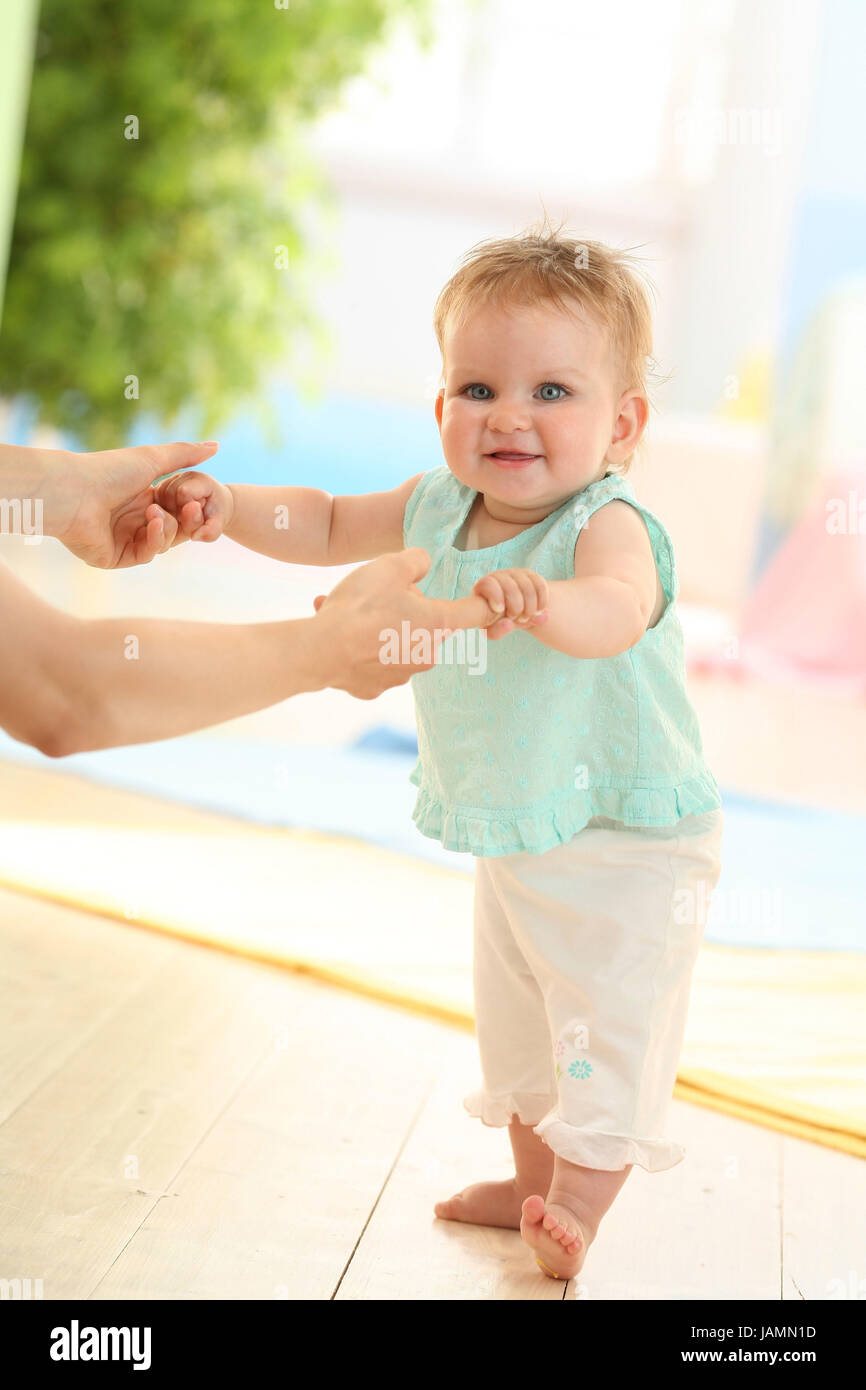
[403,466,722,857]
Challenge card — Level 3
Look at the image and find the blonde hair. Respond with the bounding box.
[432,214,665,473]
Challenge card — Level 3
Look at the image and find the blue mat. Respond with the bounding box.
[1,727,863,954]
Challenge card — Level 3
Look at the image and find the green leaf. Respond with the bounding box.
[0,0,430,450]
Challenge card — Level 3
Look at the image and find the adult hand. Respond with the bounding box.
[310,548,498,699]
[50,440,220,568]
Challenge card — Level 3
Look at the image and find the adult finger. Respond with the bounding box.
[156,507,180,553]
[145,441,219,486]
[433,591,495,631]
[387,546,432,586]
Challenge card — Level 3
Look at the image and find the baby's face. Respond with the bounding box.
[435,298,645,520]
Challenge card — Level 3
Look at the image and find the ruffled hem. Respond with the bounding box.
[411,768,722,857]
[463,1092,685,1171]
[532,1115,686,1173]
[463,1089,557,1128]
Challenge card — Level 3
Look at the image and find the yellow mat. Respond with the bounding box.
[0,764,863,1160]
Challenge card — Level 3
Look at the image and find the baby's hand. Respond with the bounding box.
[152,470,234,542]
[473,567,550,637]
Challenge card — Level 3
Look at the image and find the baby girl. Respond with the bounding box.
[153,224,724,1283]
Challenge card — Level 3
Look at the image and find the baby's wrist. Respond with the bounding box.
[222,483,238,532]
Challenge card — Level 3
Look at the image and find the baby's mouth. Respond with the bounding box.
[486,451,541,466]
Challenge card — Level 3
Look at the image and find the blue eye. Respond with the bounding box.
[461,382,569,401]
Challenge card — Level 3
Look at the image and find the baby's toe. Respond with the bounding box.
[521,1194,546,1227]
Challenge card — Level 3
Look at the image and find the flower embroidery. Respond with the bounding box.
[554,1040,565,1057]
[555,1062,562,1080]
[569,1059,593,1080]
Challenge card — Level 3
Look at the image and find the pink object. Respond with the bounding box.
[687,462,866,697]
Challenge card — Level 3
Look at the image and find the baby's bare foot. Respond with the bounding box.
[434,1178,526,1230]
[520,1194,589,1279]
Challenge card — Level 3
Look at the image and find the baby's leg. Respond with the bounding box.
[503,811,724,1279]
[434,1116,554,1229]
[435,857,558,1230]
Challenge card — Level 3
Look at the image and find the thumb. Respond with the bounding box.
[148,440,219,486]
[393,546,432,585]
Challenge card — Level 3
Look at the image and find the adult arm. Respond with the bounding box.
[0,549,494,755]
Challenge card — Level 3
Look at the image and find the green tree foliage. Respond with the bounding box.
[0,0,431,448]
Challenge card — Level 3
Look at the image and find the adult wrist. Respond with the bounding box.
[288,611,341,694]
[38,447,80,540]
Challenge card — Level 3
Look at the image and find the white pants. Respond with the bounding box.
[463,809,724,1172]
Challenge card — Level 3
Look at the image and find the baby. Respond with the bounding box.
[153,224,724,1283]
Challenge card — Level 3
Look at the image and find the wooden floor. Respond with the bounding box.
[1,884,862,1302]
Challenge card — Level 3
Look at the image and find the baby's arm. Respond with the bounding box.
[473,501,656,657]
[154,471,424,565]
[225,474,426,565]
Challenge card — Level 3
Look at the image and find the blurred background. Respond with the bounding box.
[1,0,865,942]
